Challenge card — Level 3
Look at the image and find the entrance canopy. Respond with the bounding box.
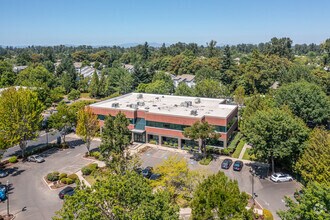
[131,129,145,134]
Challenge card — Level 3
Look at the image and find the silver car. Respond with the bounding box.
[271,173,293,182]
[27,155,45,163]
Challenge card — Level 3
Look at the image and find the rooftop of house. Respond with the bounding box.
[80,66,98,78]
[90,93,236,118]
[123,64,134,70]
[173,74,195,82]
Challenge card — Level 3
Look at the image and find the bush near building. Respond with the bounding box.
[81,163,98,176]
[232,139,245,158]
[8,156,18,163]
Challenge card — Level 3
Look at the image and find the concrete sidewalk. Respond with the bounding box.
[238,143,252,160]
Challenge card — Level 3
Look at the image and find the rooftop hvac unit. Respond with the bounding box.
[190,110,198,116]
[194,98,201,104]
[130,104,138,109]
[180,102,189,107]
[186,101,192,106]
[137,94,143,99]
[137,101,145,106]
[111,103,119,108]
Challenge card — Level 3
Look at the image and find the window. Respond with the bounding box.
[97,114,105,120]
[146,121,188,131]
[214,125,227,132]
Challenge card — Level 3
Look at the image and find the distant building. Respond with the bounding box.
[80,66,100,78]
[123,64,135,73]
[89,93,238,148]
[13,65,28,73]
[173,74,195,88]
[73,62,82,73]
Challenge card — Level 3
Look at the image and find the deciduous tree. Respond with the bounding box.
[294,128,329,185]
[0,87,44,157]
[242,108,309,173]
[76,107,99,154]
[191,172,253,220]
[183,121,219,155]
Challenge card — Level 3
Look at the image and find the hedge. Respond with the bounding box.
[59,173,67,180]
[61,178,74,185]
[232,139,245,158]
[67,174,79,182]
[263,209,274,220]
[227,132,243,153]
[81,163,98,176]
[47,172,59,182]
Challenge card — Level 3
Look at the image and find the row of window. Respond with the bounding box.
[97,114,236,133]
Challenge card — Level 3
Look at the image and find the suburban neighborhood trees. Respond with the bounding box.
[274,81,330,126]
[76,107,99,154]
[277,182,330,219]
[54,171,179,220]
[191,172,253,220]
[183,121,219,155]
[99,112,131,172]
[294,128,329,185]
[242,108,309,173]
[0,87,44,157]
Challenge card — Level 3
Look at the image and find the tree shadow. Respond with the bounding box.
[5,167,26,177]
[66,139,85,148]
[246,162,270,179]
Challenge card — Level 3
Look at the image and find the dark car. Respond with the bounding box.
[58,186,75,199]
[149,173,161,180]
[221,159,233,169]
[233,160,244,171]
[0,170,8,178]
[142,166,153,178]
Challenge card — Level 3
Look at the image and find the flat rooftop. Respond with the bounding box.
[90,93,237,118]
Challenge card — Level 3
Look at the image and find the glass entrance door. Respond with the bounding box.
[133,133,146,143]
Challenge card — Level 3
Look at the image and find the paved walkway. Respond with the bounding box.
[238,143,252,160]
[76,157,106,187]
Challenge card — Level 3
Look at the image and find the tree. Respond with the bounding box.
[207,40,217,57]
[233,85,245,106]
[195,79,228,98]
[195,67,221,82]
[48,103,76,146]
[275,81,330,127]
[89,71,99,98]
[0,60,15,87]
[242,108,309,173]
[133,65,153,88]
[174,82,194,96]
[294,128,329,185]
[152,155,205,206]
[0,87,44,158]
[145,80,173,94]
[105,68,133,95]
[277,182,330,220]
[191,172,253,220]
[241,94,275,120]
[54,171,179,220]
[67,89,80,101]
[76,107,99,154]
[56,55,77,92]
[183,121,219,155]
[142,42,150,61]
[265,37,293,60]
[99,112,131,172]
[221,45,233,73]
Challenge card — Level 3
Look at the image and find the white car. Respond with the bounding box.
[271,173,293,182]
[27,155,45,163]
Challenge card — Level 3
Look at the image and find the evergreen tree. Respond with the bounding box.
[89,71,99,98]
[142,42,150,61]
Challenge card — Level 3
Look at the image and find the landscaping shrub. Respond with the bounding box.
[263,209,274,220]
[8,156,18,163]
[220,148,231,156]
[91,151,101,159]
[81,163,98,176]
[61,178,74,185]
[232,139,245,158]
[47,172,59,182]
[149,140,157,145]
[199,156,213,165]
[227,132,242,152]
[67,174,79,182]
[59,173,67,180]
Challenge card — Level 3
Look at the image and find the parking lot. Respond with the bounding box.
[0,136,100,220]
[140,147,301,220]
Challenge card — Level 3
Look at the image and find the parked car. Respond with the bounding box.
[142,166,153,178]
[0,170,8,178]
[149,173,161,180]
[221,159,233,169]
[27,155,45,163]
[233,160,244,171]
[270,173,293,182]
[58,186,75,199]
[0,184,8,201]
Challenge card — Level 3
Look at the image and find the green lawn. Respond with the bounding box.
[80,93,90,98]
[231,140,245,158]
[242,148,256,161]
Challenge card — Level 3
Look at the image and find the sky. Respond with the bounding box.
[0,0,329,46]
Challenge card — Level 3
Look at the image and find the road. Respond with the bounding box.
[0,135,99,220]
[2,131,61,159]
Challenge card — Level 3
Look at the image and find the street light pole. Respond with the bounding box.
[6,180,10,216]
